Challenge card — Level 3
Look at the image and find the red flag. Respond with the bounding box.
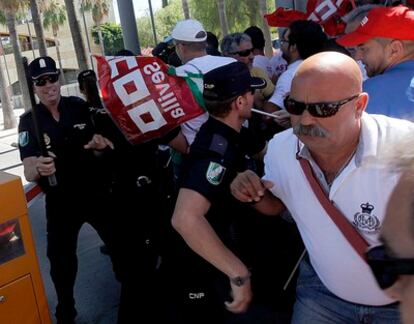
[95,55,205,145]
[265,0,353,36]
[264,7,307,27]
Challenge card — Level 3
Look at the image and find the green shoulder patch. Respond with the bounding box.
[18,131,29,147]
[206,161,226,186]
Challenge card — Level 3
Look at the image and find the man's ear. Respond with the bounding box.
[387,40,405,62]
[355,92,369,118]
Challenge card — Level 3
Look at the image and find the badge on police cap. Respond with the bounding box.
[206,161,226,185]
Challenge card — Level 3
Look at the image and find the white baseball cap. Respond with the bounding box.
[171,19,207,42]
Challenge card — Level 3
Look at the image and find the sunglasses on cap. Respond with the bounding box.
[283,94,359,118]
[33,73,60,87]
[230,48,253,57]
[366,245,414,290]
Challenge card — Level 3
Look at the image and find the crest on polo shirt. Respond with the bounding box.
[18,131,29,147]
[353,202,380,233]
[206,161,226,185]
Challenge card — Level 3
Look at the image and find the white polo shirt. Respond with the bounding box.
[268,59,302,109]
[263,113,414,305]
[175,55,236,145]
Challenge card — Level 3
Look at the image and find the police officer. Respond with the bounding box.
[77,68,179,324]
[169,62,267,323]
[18,57,115,324]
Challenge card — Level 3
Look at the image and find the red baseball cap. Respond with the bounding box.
[337,5,414,47]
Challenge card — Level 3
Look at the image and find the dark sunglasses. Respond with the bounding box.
[366,245,414,289]
[231,48,253,57]
[33,74,60,87]
[284,94,359,118]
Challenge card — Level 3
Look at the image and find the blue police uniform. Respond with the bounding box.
[86,101,178,324]
[18,96,114,323]
[163,116,266,324]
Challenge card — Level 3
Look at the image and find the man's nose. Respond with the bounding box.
[297,108,316,125]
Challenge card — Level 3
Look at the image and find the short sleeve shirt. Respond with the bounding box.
[18,96,102,193]
[268,60,303,109]
[364,60,414,119]
[180,117,266,239]
[175,55,237,145]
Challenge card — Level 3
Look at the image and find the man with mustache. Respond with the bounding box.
[230,52,414,322]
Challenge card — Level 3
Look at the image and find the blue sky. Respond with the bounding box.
[112,0,162,22]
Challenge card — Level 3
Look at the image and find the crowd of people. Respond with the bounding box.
[17,3,414,324]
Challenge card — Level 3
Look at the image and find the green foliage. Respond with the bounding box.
[137,0,184,48]
[189,0,276,40]
[91,22,123,55]
[137,0,277,48]
[43,0,66,35]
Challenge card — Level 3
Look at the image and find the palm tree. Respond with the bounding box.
[181,0,190,19]
[63,0,89,71]
[29,0,48,56]
[82,0,109,55]
[0,1,32,112]
[43,0,66,84]
[259,0,273,57]
[0,10,14,129]
[0,55,15,129]
[217,0,229,37]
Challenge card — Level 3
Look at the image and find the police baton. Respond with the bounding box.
[23,57,58,187]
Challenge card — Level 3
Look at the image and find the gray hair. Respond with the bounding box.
[220,33,252,56]
[342,4,382,24]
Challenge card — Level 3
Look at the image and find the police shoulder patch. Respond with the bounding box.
[18,131,29,147]
[206,161,226,185]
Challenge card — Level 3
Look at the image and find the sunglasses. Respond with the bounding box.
[231,48,253,57]
[33,74,60,87]
[284,94,359,118]
[366,245,414,289]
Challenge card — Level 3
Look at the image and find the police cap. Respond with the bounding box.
[29,56,59,80]
[203,62,266,101]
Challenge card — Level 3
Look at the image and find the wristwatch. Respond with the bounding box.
[230,272,251,287]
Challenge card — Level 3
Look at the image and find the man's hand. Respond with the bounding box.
[36,153,56,176]
[84,134,114,150]
[230,170,274,203]
[225,280,252,314]
[272,110,291,128]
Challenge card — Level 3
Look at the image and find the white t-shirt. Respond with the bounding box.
[253,55,273,79]
[268,59,303,109]
[175,55,236,145]
[269,52,288,80]
[263,113,414,306]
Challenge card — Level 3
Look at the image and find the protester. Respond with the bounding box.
[244,26,273,79]
[263,20,327,129]
[337,5,414,118]
[340,4,382,80]
[206,31,222,56]
[172,19,235,146]
[375,135,414,324]
[18,57,115,324]
[167,19,235,183]
[230,52,414,323]
[170,61,266,324]
[221,32,274,110]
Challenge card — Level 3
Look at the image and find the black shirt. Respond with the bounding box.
[18,96,104,193]
[180,116,266,242]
